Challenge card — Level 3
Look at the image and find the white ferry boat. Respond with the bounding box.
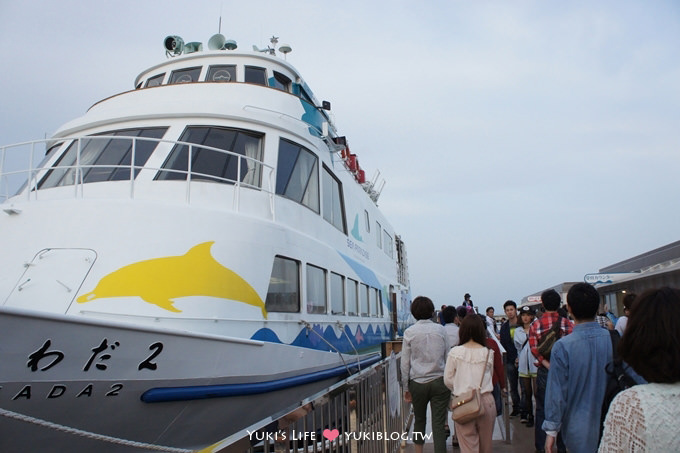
[0,34,411,451]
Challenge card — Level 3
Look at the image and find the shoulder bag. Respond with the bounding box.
[450,348,491,424]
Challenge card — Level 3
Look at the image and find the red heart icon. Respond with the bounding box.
[323,428,340,441]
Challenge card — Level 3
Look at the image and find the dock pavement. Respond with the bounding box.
[402,410,536,453]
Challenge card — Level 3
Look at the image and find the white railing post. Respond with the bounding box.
[269,168,276,222]
[235,154,241,212]
[27,141,35,201]
[0,145,5,201]
[75,138,82,198]
[130,137,136,199]
[186,144,192,204]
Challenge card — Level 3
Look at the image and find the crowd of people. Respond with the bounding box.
[400,287,680,453]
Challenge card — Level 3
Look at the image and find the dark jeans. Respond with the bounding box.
[535,366,566,452]
[519,376,534,418]
[505,362,520,411]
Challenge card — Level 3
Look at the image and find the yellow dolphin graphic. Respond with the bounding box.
[77,242,267,318]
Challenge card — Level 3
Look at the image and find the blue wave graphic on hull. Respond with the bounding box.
[250,323,392,354]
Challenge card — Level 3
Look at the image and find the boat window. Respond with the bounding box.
[17,143,63,194]
[156,126,263,187]
[330,272,345,315]
[364,210,370,232]
[265,256,300,313]
[145,73,165,88]
[244,66,266,86]
[271,71,291,92]
[276,139,319,213]
[299,87,313,104]
[359,283,369,316]
[39,127,168,189]
[347,278,359,316]
[369,287,377,316]
[377,289,384,317]
[322,166,346,233]
[376,221,382,248]
[169,67,201,84]
[207,65,236,82]
[383,230,394,258]
[306,264,327,314]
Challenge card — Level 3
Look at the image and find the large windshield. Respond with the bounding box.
[39,127,167,189]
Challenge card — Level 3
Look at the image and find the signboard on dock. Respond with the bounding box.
[584,272,640,285]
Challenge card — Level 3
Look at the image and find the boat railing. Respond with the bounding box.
[204,346,413,453]
[203,346,514,453]
[0,136,276,218]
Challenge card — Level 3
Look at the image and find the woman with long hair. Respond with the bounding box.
[599,287,680,452]
[444,313,495,453]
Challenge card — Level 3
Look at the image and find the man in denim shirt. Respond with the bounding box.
[543,283,612,453]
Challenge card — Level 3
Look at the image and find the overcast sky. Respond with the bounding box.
[1,1,679,313]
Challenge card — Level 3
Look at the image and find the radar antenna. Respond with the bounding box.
[253,36,285,56]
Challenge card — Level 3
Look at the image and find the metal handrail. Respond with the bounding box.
[0,136,275,215]
[202,350,410,453]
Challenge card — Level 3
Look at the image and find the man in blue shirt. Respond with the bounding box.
[543,283,613,453]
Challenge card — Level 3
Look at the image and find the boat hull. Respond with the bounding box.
[0,306,377,451]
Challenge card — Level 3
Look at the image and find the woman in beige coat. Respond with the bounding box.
[444,314,495,453]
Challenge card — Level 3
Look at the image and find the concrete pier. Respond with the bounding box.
[402,414,536,452]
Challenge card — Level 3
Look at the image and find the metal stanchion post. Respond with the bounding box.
[503,352,511,444]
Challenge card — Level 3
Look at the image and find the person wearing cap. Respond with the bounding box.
[514,305,537,426]
[462,293,475,313]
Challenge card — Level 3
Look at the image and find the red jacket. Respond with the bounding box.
[486,338,505,389]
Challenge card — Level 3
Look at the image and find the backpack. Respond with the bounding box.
[536,316,563,360]
[599,330,637,440]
